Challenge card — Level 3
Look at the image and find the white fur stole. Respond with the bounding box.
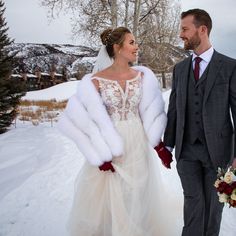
[58,66,167,166]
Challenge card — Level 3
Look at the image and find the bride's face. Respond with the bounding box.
[117,33,138,63]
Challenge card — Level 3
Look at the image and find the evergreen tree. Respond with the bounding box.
[0,0,25,133]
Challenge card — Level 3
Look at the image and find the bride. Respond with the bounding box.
[58,26,180,236]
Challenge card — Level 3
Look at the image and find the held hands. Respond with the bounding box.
[154,141,173,169]
[99,161,115,172]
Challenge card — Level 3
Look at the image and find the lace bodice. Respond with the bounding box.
[94,73,142,121]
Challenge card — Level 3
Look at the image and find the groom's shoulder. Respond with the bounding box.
[176,56,191,68]
[214,51,236,65]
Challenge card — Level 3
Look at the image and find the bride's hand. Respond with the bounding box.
[154,141,173,169]
[99,161,115,172]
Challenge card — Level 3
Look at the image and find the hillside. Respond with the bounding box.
[7,43,188,78]
[7,43,97,76]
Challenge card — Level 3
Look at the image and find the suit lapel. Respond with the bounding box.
[203,51,223,106]
[179,56,192,111]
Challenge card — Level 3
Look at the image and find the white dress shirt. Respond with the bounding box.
[192,46,214,79]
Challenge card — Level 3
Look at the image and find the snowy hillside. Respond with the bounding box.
[7,43,188,78]
[7,43,97,75]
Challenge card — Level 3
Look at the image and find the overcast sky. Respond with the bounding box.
[4,0,236,58]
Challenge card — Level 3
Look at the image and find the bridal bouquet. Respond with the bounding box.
[214,167,236,207]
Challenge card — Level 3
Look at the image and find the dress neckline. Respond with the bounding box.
[94,71,141,95]
[92,71,141,83]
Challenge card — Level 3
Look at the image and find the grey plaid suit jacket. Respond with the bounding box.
[164,50,236,169]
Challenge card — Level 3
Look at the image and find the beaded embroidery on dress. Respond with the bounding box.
[67,71,182,236]
[97,72,142,121]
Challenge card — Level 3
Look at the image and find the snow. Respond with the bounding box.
[6,43,97,76]
[26,74,37,78]
[53,45,94,56]
[0,83,235,236]
[0,124,83,236]
[11,74,23,78]
[69,56,96,73]
[41,72,50,76]
[13,44,50,58]
[22,81,79,101]
[81,56,97,64]
[54,73,63,76]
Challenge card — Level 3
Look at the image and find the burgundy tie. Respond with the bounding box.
[194,57,202,81]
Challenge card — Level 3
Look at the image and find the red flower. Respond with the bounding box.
[217,182,227,193]
[231,182,236,189]
[217,182,233,195]
[224,185,234,195]
[229,199,236,207]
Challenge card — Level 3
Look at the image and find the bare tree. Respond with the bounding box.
[124,0,129,27]
[40,0,183,88]
[41,0,179,44]
[110,0,118,27]
[138,0,182,88]
[132,0,141,38]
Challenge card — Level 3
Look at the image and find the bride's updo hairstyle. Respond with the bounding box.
[101,27,131,58]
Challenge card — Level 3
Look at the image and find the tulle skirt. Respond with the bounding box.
[67,117,182,236]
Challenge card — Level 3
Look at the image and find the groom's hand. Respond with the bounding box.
[154,141,173,169]
[99,161,115,172]
[232,158,236,168]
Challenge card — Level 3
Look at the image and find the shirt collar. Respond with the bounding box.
[192,46,214,63]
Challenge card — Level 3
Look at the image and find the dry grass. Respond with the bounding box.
[17,99,67,126]
[20,99,67,110]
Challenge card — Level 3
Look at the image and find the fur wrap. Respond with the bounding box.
[57,66,167,166]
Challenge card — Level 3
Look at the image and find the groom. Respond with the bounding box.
[164,8,236,236]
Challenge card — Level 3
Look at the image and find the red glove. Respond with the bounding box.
[99,161,115,172]
[154,141,173,169]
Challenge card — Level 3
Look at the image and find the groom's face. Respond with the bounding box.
[180,15,201,50]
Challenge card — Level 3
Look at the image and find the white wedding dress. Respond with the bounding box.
[67,72,183,236]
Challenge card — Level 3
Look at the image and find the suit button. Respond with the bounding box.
[195,111,199,115]
[195,102,199,105]
[196,121,200,124]
[195,93,199,96]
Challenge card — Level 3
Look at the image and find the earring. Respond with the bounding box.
[118,50,121,54]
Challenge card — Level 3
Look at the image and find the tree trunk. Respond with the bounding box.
[124,0,129,27]
[161,71,166,89]
[110,0,118,28]
[133,0,141,38]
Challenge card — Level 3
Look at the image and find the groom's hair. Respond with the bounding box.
[181,8,212,36]
[101,27,131,58]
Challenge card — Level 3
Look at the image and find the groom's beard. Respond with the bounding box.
[182,31,201,50]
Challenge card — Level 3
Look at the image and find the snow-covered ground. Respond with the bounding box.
[0,82,235,236]
[22,81,79,101]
